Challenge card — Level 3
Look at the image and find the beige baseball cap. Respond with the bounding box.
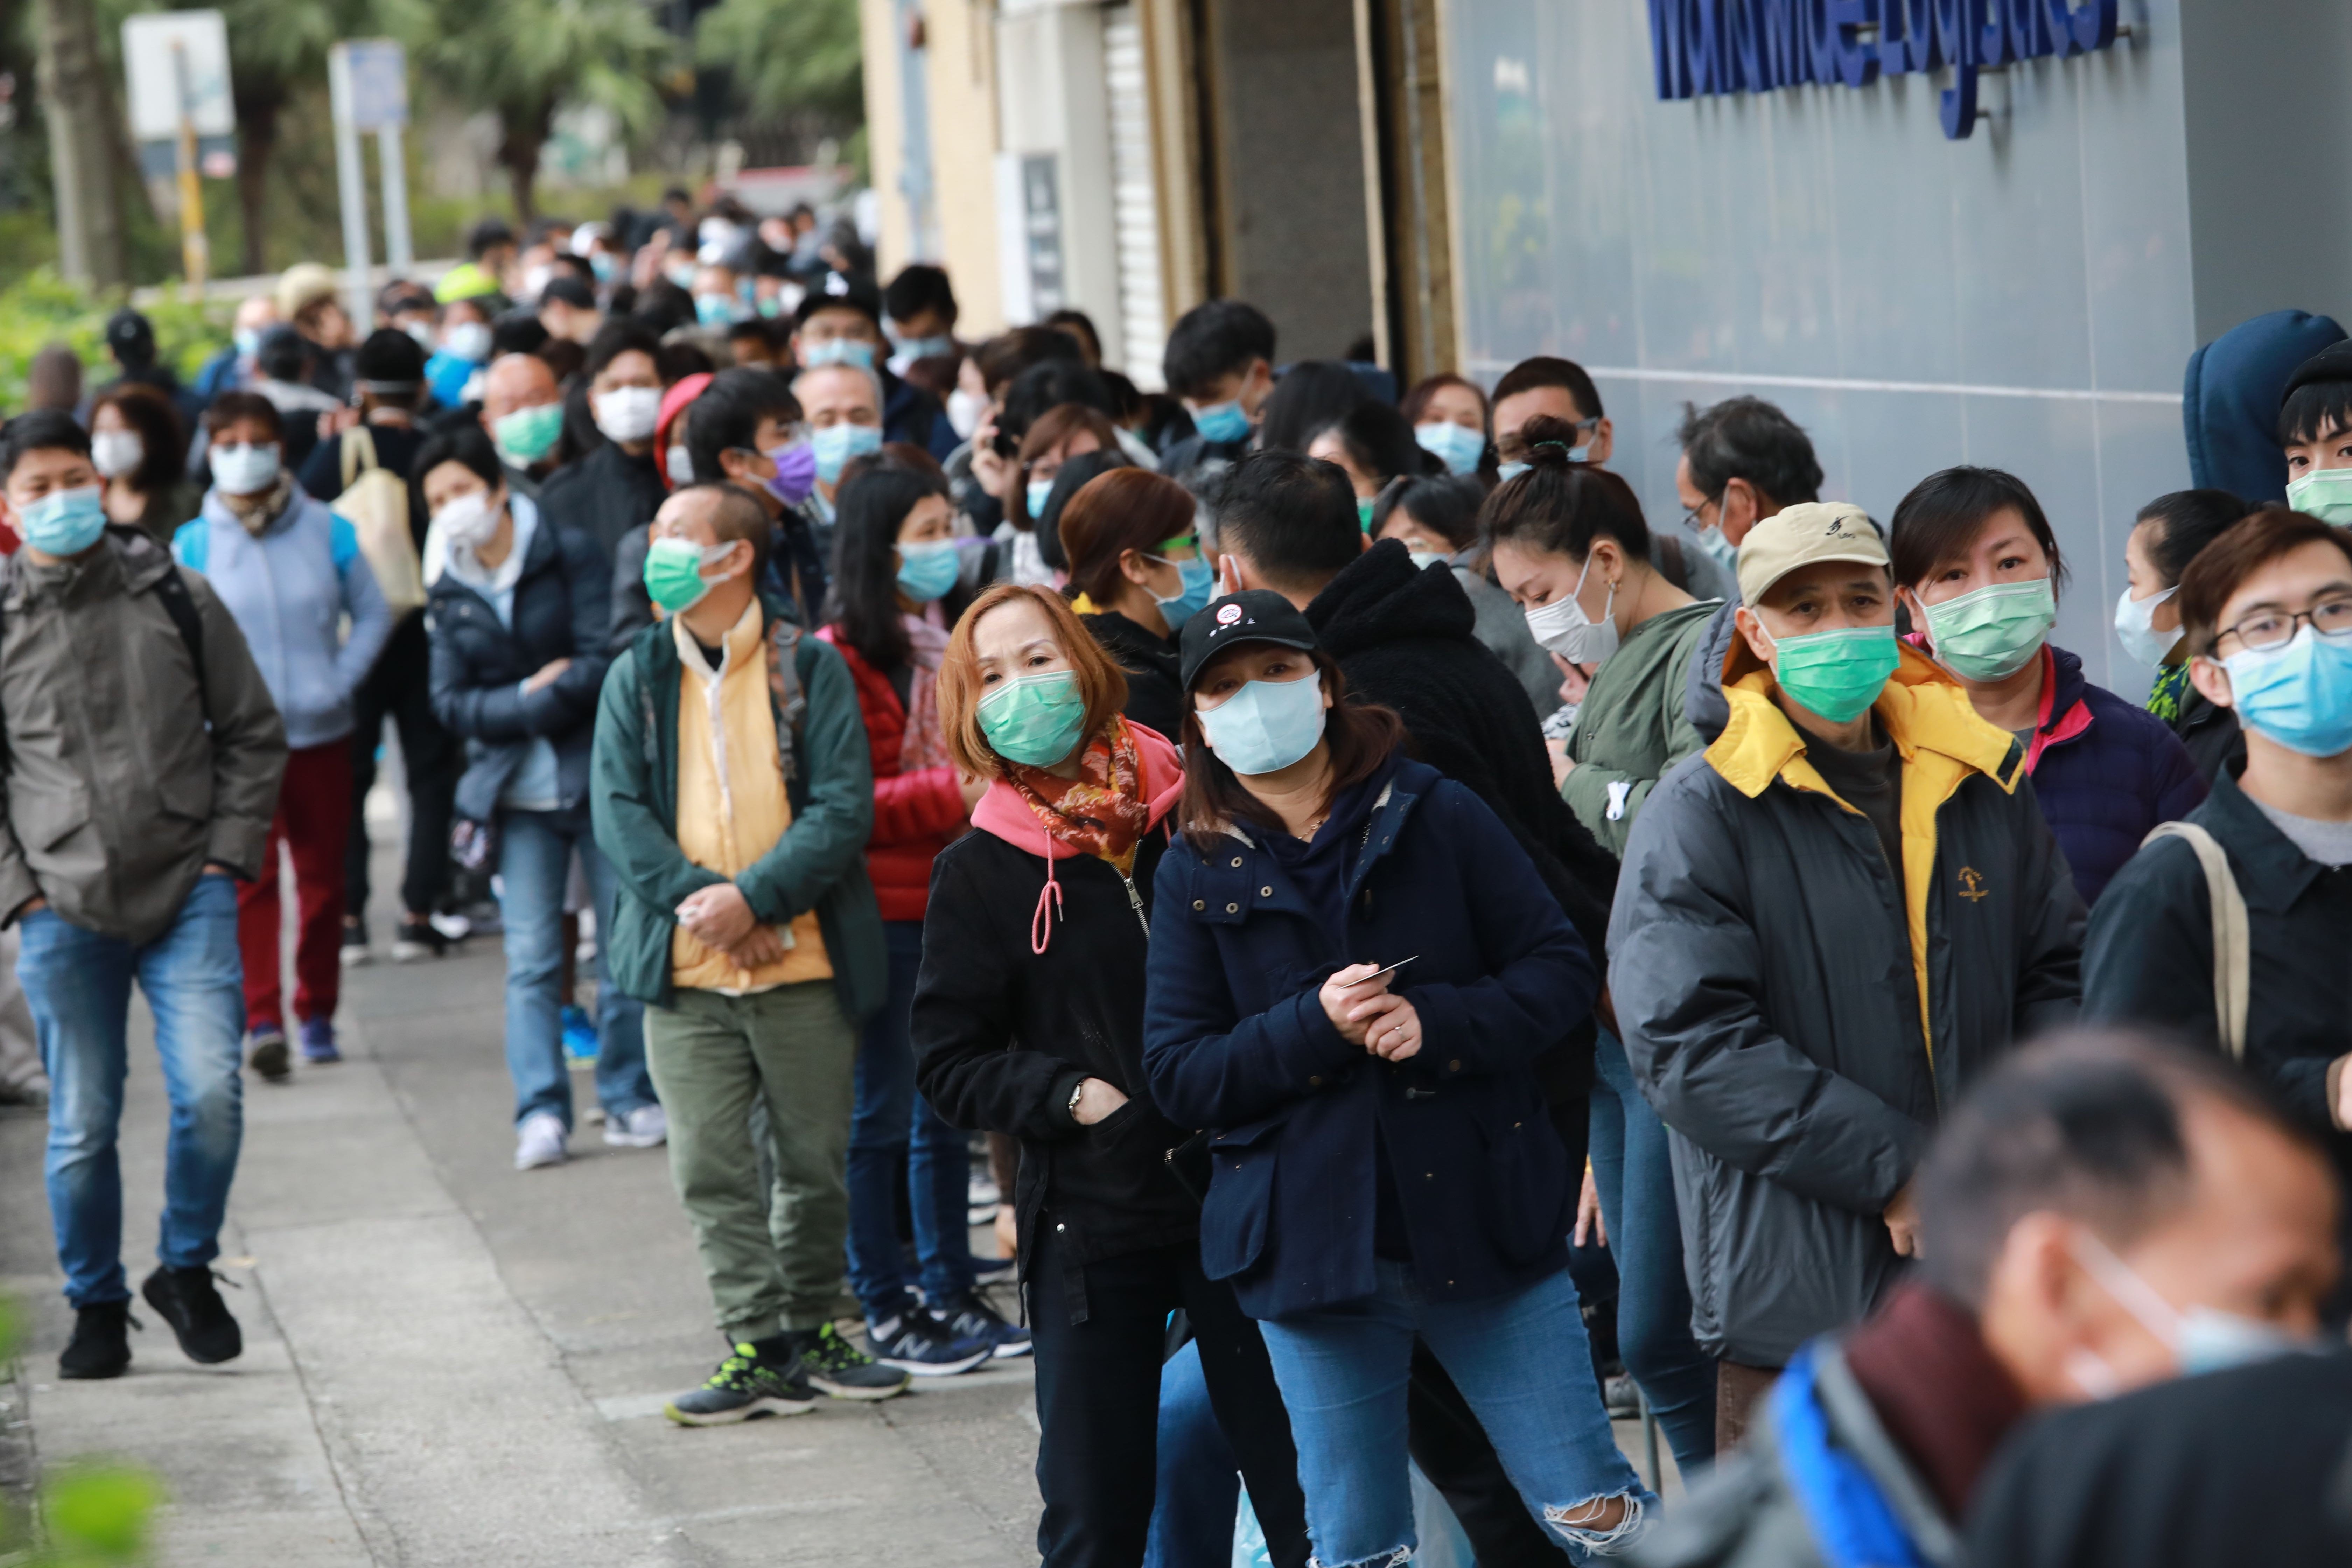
[1736,502,1889,606]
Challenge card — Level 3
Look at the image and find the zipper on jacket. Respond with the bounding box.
[1117,866,1149,937]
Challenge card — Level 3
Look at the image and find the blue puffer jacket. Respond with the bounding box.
[2023,645,2206,906]
[1142,752,1596,1321]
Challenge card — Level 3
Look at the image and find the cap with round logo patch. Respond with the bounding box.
[1180,589,1321,691]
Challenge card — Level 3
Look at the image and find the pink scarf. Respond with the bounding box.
[899,607,952,774]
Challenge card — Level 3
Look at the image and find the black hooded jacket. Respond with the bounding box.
[538,440,668,566]
[1083,609,1184,743]
[1305,539,1616,962]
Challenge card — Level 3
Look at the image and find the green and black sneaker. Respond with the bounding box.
[664,1341,816,1426]
[789,1322,911,1401]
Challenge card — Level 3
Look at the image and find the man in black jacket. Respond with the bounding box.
[1210,447,1619,1567]
[536,320,668,568]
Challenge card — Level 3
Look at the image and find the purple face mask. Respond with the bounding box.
[764,440,818,508]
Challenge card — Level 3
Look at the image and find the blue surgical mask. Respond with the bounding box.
[2070,1230,2317,1384]
[1026,478,1055,519]
[695,292,740,327]
[1198,671,1327,776]
[1692,524,1740,575]
[811,422,883,483]
[803,338,877,371]
[1414,421,1485,477]
[233,328,262,358]
[890,328,955,360]
[1191,399,1250,445]
[1497,461,1529,483]
[1149,557,1216,632]
[2220,623,2352,758]
[590,252,617,283]
[18,484,108,557]
[896,539,961,603]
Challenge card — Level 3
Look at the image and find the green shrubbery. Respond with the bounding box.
[0,272,231,409]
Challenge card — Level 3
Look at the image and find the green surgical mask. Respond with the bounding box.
[643,536,734,614]
[978,670,1087,768]
[1357,497,1376,532]
[1770,624,1900,725]
[1919,578,2056,682]
[2286,467,2352,526]
[492,401,564,465]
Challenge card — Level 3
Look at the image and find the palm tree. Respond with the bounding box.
[201,0,375,276]
[694,0,861,124]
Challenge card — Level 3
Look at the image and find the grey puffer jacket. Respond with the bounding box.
[1611,638,2083,1367]
[0,529,286,943]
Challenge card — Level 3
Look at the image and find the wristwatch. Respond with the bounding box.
[1068,1078,1088,1120]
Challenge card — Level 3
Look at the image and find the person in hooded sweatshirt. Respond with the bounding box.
[176,391,394,1076]
[2181,307,2345,507]
[910,584,1310,1568]
[1058,467,1213,741]
[1609,502,2084,1452]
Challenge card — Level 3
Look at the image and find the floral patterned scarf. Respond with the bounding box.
[1008,715,1150,875]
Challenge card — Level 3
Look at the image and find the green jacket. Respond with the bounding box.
[590,593,885,1021]
[1563,598,1721,856]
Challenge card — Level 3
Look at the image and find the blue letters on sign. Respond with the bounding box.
[1646,0,2122,140]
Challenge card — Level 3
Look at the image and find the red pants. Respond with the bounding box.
[238,740,353,1030]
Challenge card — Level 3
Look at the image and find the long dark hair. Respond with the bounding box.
[1178,649,1408,852]
[827,459,954,673]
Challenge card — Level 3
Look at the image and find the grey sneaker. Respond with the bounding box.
[514,1112,568,1170]
[603,1104,667,1148]
[787,1323,910,1400]
[246,1024,290,1083]
[664,1342,815,1426]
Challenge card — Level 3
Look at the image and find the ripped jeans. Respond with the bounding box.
[1258,1262,1654,1567]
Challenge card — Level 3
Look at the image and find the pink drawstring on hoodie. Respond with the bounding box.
[1031,817,1064,954]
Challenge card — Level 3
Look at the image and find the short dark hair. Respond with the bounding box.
[89,384,185,495]
[0,408,91,482]
[1888,465,2070,596]
[828,462,954,670]
[634,279,696,336]
[1676,396,1822,509]
[1162,300,1276,400]
[882,263,958,326]
[1001,362,1114,443]
[1322,399,1435,488]
[1259,361,1367,456]
[467,217,516,259]
[1371,473,1484,550]
[1491,356,1605,421]
[491,309,550,359]
[1480,418,1653,562]
[1178,649,1406,852]
[583,318,663,382]
[1916,1031,2309,1309]
[203,389,284,442]
[1213,449,1362,595]
[1044,308,1101,364]
[2179,506,2352,656]
[655,338,716,385]
[254,324,310,383]
[975,326,1085,396]
[411,425,504,511]
[2136,489,2251,587]
[685,367,802,484]
[2278,352,2352,449]
[539,273,596,312]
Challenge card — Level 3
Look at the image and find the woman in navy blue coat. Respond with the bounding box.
[1142,591,1653,1566]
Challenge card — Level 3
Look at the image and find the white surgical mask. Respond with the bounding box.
[91,430,144,479]
[593,385,663,445]
[2114,583,2179,668]
[2068,1229,2316,1391]
[442,321,492,364]
[432,489,502,552]
[666,442,696,486]
[210,442,282,496]
[1522,556,1619,666]
[946,387,986,441]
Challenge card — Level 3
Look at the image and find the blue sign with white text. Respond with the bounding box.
[1646,0,2123,140]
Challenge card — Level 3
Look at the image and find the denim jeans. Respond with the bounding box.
[1589,1028,1717,1470]
[496,810,653,1128]
[23,874,246,1307]
[1258,1262,1654,1567]
[845,919,972,1317]
[1145,1337,1240,1568]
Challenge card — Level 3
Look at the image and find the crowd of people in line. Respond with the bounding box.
[4,190,2352,1567]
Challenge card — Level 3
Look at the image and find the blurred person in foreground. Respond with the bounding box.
[1631,1031,2341,1568]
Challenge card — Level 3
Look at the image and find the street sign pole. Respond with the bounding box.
[170,40,209,288]
[378,124,412,273]
[326,43,374,330]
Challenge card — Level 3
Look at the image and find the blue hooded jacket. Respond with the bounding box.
[2182,309,2346,503]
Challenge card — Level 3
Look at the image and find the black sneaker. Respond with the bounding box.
[391,917,453,962]
[58,1300,135,1379]
[864,1308,993,1377]
[664,1342,816,1426]
[140,1265,243,1364]
[785,1322,910,1400]
[933,1291,1032,1359]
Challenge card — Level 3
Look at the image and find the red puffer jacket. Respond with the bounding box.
[817,627,967,922]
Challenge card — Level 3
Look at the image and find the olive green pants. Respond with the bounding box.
[645,980,857,1339]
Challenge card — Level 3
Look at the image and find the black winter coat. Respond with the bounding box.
[912,821,1201,1277]
[427,498,613,822]
[1083,610,1185,743]
[538,440,666,565]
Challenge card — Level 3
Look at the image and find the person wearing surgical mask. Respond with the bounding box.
[193,294,281,404]
[1058,467,1211,741]
[424,296,495,411]
[176,392,395,1078]
[2086,506,2352,1268]
[1891,466,2204,905]
[87,383,187,542]
[1491,356,1612,482]
[1002,403,1119,587]
[536,320,670,568]
[796,286,961,464]
[791,360,886,532]
[1643,1032,2341,1568]
[477,351,566,497]
[1304,400,1435,533]
[1147,589,1655,1565]
[1673,396,1822,606]
[1400,372,1493,482]
[881,262,961,377]
[1610,499,2086,1455]
[416,425,660,1174]
[1158,298,1278,482]
[2121,489,2256,781]
[1368,474,1557,718]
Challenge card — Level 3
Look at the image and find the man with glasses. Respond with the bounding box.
[1491,356,1612,478]
[2085,505,2352,1269]
[1673,396,1826,600]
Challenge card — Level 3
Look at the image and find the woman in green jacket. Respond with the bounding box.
[1480,415,1724,1469]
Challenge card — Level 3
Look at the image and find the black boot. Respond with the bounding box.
[141,1265,243,1364]
[58,1299,134,1379]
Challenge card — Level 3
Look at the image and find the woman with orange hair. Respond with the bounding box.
[910,584,1309,1568]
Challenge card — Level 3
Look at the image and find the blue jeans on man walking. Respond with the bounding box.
[24,874,246,1308]
[496,809,654,1128]
[845,919,973,1317]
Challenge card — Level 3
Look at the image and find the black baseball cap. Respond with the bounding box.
[2283,339,2352,401]
[1180,590,1320,690]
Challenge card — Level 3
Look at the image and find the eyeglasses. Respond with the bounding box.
[1682,493,1724,533]
[2211,596,2352,654]
[1496,416,1597,464]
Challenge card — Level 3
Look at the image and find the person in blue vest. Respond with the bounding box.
[1143,590,1653,1565]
